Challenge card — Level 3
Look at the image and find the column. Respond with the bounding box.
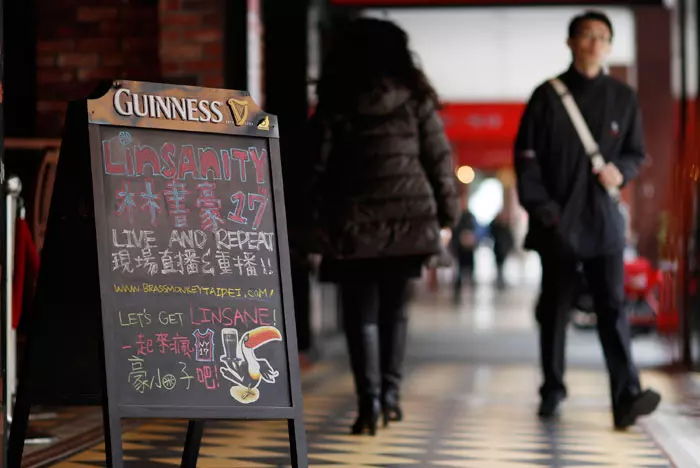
[633,6,674,263]
[262,1,314,353]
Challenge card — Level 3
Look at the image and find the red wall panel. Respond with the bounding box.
[439,102,524,169]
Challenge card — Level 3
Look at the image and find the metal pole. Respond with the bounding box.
[680,1,688,146]
[693,0,700,369]
[677,0,693,367]
[0,0,7,463]
[4,176,19,425]
[4,180,58,447]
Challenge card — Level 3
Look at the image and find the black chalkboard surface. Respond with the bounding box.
[8,81,307,468]
[97,125,292,411]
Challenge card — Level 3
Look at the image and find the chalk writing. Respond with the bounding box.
[215,230,274,251]
[141,284,246,297]
[260,257,274,275]
[119,310,151,327]
[125,330,196,358]
[112,250,134,273]
[156,333,171,354]
[160,249,184,274]
[110,249,275,278]
[157,371,177,391]
[183,248,216,275]
[112,229,157,248]
[113,229,275,252]
[233,252,258,276]
[228,191,247,225]
[128,355,152,393]
[103,138,268,183]
[104,141,270,231]
[227,192,268,230]
[140,179,162,227]
[112,180,272,231]
[196,365,220,390]
[116,181,136,224]
[197,182,225,231]
[190,305,275,327]
[102,127,287,407]
[136,247,159,275]
[193,328,215,362]
[169,230,207,249]
[246,288,275,299]
[158,311,185,326]
[109,228,275,278]
[179,362,194,390]
[136,333,154,356]
[113,284,277,302]
[164,180,190,228]
[216,250,232,274]
[172,334,195,358]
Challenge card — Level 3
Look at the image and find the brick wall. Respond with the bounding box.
[36,1,161,136]
[159,0,225,88]
[35,0,227,137]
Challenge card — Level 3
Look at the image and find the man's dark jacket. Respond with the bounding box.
[514,66,646,259]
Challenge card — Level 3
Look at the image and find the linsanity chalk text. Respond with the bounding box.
[103,139,267,184]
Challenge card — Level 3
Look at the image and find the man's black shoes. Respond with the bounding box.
[538,394,565,419]
[538,389,660,429]
[614,389,661,430]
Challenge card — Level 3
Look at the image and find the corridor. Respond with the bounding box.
[52,251,700,467]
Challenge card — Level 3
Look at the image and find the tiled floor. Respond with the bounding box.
[49,255,700,467]
[52,365,675,467]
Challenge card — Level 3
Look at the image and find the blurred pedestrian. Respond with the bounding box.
[489,210,514,289]
[303,18,459,435]
[451,209,478,300]
[514,10,660,429]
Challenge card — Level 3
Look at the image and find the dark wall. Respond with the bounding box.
[4,0,36,137]
[225,0,247,91]
[262,1,314,352]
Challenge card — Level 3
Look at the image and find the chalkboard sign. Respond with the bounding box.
[8,81,307,468]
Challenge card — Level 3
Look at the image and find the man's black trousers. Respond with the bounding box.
[536,252,641,412]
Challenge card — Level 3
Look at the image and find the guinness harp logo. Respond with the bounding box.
[257,116,270,131]
[227,98,249,126]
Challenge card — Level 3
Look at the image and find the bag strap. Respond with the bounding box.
[549,78,619,200]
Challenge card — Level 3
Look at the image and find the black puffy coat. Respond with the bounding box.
[304,83,459,261]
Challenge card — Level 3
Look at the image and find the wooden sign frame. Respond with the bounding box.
[8,80,307,468]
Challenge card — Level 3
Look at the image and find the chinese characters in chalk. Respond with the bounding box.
[105,132,271,232]
[110,229,276,278]
[122,305,282,404]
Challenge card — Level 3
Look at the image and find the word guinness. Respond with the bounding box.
[114,88,225,123]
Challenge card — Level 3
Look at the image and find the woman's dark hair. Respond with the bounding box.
[316,17,439,111]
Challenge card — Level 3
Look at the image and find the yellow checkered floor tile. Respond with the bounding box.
[51,364,674,467]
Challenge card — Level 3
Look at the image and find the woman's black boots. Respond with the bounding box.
[345,323,381,435]
[380,319,407,426]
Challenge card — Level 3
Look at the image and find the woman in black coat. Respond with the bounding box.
[304,18,459,435]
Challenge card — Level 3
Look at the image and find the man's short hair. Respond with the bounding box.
[568,10,614,40]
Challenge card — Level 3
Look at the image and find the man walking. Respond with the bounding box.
[514,10,660,429]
